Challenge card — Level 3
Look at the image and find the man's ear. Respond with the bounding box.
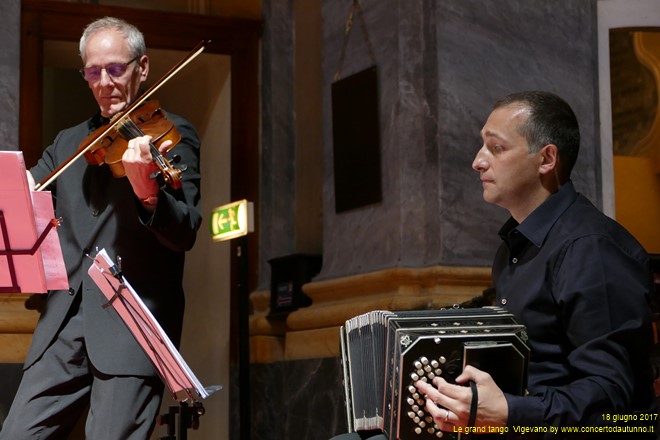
[538,144,559,176]
[139,54,149,82]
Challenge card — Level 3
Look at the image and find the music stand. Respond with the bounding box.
[0,151,67,293]
[87,248,221,438]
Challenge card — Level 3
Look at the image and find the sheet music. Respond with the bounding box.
[0,151,67,293]
[88,248,214,402]
[31,191,68,291]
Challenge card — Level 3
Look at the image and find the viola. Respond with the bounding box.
[80,99,184,189]
[35,40,209,192]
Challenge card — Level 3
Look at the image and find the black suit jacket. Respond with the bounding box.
[27,110,202,376]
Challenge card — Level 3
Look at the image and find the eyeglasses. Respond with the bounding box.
[79,56,139,82]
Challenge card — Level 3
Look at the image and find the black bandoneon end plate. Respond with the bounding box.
[340,307,529,440]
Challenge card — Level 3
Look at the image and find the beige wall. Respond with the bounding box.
[146,49,232,440]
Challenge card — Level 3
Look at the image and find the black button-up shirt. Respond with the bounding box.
[493,181,656,430]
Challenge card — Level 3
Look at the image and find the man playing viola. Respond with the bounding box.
[0,17,201,440]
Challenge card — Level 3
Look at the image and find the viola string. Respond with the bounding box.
[121,119,170,171]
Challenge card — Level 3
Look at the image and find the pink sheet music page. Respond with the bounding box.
[31,191,68,291]
[88,248,213,402]
[0,151,67,293]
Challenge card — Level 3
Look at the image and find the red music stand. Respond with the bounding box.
[0,151,67,293]
[87,248,219,403]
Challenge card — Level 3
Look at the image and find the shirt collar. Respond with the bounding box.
[498,180,579,248]
[89,112,111,131]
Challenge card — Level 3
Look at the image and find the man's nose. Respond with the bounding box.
[98,69,114,86]
[472,147,488,171]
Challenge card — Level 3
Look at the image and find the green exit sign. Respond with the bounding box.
[210,199,253,242]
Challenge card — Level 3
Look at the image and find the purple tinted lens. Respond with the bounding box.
[105,63,128,77]
[83,67,102,80]
[81,57,135,81]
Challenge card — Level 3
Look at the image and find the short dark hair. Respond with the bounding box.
[494,91,580,183]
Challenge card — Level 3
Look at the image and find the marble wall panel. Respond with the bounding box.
[0,0,20,150]
[259,0,298,291]
[435,0,599,267]
[0,364,22,429]
[250,358,347,440]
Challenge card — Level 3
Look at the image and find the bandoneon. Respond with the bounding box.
[339,307,529,439]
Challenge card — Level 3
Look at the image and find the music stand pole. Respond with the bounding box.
[158,401,205,440]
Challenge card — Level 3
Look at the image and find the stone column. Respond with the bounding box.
[0,0,32,360]
[0,0,20,150]
[0,0,32,428]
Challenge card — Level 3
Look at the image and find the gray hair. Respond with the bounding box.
[79,17,146,61]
